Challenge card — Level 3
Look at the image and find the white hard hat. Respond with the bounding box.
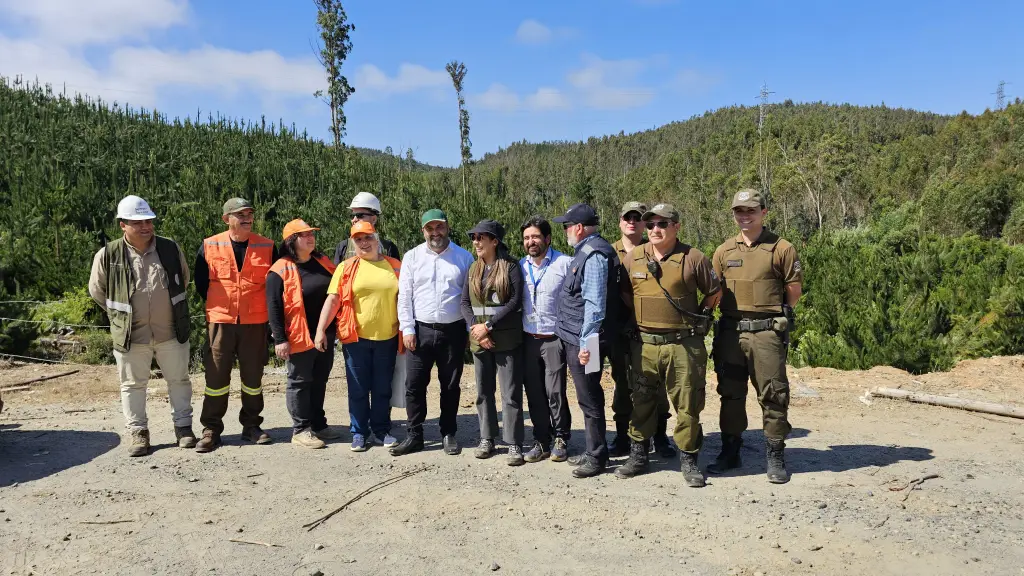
[348,192,381,214]
[116,195,157,220]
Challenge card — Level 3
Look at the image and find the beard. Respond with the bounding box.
[526,242,547,257]
[428,235,449,251]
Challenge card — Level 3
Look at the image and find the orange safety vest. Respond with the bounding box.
[335,255,404,353]
[204,231,275,324]
[268,254,338,354]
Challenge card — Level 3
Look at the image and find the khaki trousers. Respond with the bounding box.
[113,338,193,432]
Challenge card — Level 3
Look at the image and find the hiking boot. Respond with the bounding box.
[766,438,790,484]
[174,426,197,449]
[291,429,326,449]
[571,453,606,478]
[474,438,495,459]
[609,420,630,457]
[389,433,424,456]
[242,426,272,445]
[707,434,743,474]
[523,441,550,463]
[614,439,650,479]
[127,429,150,457]
[314,426,343,440]
[195,429,221,453]
[550,438,568,462]
[442,434,461,455]
[507,444,525,466]
[679,451,705,488]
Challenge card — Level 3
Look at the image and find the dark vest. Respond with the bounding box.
[468,259,523,353]
[555,235,621,345]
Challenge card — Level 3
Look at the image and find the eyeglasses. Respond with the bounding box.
[645,221,671,230]
[562,223,575,230]
[622,214,642,223]
[351,212,376,221]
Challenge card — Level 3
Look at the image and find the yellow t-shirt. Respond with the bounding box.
[327,258,400,341]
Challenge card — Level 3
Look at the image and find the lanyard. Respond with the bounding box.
[527,253,549,304]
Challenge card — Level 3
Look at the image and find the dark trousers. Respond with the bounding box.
[564,340,607,460]
[343,336,398,438]
[285,340,335,435]
[404,320,467,438]
[474,347,524,445]
[523,335,570,446]
[200,323,268,435]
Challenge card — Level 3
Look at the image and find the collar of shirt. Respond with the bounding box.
[124,236,155,256]
[573,233,598,251]
[524,246,554,270]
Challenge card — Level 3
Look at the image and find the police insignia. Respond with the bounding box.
[727,260,743,267]
[793,260,802,272]
[737,191,750,201]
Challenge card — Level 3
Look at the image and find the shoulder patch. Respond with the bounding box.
[793,260,802,273]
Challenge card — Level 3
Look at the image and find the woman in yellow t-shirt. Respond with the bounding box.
[315,221,401,452]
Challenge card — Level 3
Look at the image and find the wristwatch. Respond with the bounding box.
[484,320,494,332]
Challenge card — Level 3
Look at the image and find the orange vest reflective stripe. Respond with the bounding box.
[268,255,337,354]
[335,255,404,354]
[204,231,275,324]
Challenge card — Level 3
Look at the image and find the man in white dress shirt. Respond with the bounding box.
[390,209,475,456]
[518,216,573,464]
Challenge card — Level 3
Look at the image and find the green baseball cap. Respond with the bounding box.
[642,203,680,222]
[620,201,647,218]
[731,188,764,209]
[421,208,448,227]
[222,198,254,215]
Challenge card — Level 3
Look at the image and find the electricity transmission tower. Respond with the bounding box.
[993,80,1006,110]
[757,82,775,135]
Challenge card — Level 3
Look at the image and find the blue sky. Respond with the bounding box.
[1,0,1022,166]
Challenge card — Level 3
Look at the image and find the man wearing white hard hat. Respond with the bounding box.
[88,195,195,457]
[332,192,400,264]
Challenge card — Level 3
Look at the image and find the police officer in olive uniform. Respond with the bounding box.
[709,189,803,484]
[609,201,675,459]
[616,204,721,487]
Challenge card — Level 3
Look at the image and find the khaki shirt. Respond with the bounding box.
[88,237,190,345]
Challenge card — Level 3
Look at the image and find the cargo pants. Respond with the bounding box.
[608,331,670,431]
[627,334,707,453]
[713,327,792,440]
[199,323,269,435]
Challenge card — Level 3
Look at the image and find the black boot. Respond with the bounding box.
[389,432,424,456]
[652,415,676,458]
[679,451,705,488]
[614,439,650,478]
[609,420,630,457]
[571,453,606,478]
[765,438,790,484]
[707,434,743,474]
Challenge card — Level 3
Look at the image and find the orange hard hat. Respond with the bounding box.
[282,219,320,239]
[350,220,376,238]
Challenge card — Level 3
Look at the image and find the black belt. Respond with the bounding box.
[524,332,558,341]
[416,320,464,330]
[635,329,700,344]
[719,317,776,332]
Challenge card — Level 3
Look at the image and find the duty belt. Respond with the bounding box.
[636,328,701,345]
[719,317,775,332]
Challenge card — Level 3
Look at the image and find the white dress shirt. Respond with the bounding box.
[520,246,572,336]
[398,241,475,335]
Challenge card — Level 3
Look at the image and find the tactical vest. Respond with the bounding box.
[718,230,788,317]
[555,235,620,344]
[468,258,523,353]
[103,236,191,353]
[203,232,274,325]
[628,243,701,330]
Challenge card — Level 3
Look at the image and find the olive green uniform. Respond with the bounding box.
[711,229,802,440]
[623,242,720,453]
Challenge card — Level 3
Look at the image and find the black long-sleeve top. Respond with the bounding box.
[266,257,335,345]
[194,239,280,300]
[460,260,523,327]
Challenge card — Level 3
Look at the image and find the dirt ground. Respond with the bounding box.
[1,355,1023,576]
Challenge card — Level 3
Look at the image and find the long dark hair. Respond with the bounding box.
[281,234,324,262]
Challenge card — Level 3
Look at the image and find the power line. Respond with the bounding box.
[992,80,1008,110]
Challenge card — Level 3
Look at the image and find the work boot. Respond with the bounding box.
[609,420,630,457]
[707,434,743,474]
[291,429,326,449]
[653,415,676,457]
[127,429,150,457]
[571,453,606,478]
[614,439,650,479]
[242,426,272,445]
[766,438,790,484]
[174,426,197,449]
[389,433,424,456]
[679,451,705,488]
[195,429,220,453]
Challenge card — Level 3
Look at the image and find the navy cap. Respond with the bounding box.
[552,203,599,226]
[467,219,506,242]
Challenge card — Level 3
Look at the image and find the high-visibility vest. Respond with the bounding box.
[268,255,337,354]
[334,255,405,353]
[204,231,275,324]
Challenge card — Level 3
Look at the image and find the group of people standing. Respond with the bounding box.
[87,186,802,486]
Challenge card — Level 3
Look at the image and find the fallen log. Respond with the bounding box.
[0,386,30,393]
[9,369,80,388]
[871,387,1024,420]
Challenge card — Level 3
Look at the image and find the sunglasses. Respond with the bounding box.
[469,233,495,242]
[351,212,376,220]
[622,214,642,223]
[645,221,672,230]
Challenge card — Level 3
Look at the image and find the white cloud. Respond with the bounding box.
[472,83,520,112]
[0,0,188,46]
[566,53,655,110]
[525,87,569,111]
[354,63,449,98]
[515,19,552,45]
[673,68,721,95]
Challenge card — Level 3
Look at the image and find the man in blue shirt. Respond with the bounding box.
[519,216,573,463]
[553,203,622,478]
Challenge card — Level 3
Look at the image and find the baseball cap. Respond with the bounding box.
[620,201,647,218]
[282,219,320,239]
[552,203,599,226]
[731,188,764,209]
[350,220,376,238]
[116,195,157,221]
[421,208,448,227]
[467,219,506,242]
[222,198,254,216]
[642,203,680,222]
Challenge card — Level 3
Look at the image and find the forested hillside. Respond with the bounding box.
[1,77,1021,373]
